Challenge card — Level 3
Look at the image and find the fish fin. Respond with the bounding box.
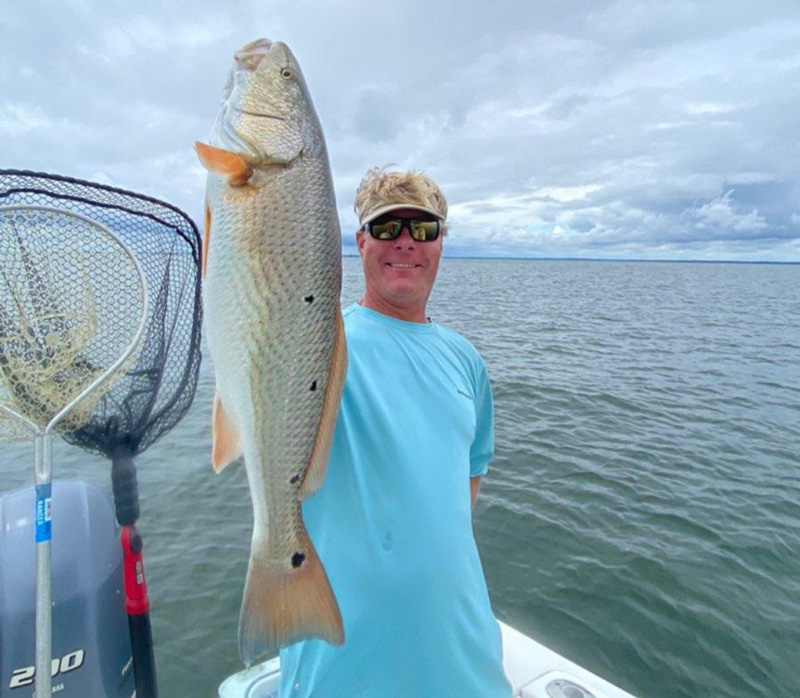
[239,524,344,665]
[194,141,252,186]
[202,201,211,278]
[212,391,242,473]
[298,305,347,499]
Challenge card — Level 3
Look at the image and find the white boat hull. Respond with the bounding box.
[218,621,639,698]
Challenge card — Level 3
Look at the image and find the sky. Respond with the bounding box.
[2,0,799,261]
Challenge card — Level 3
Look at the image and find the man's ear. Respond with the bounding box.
[356,228,365,255]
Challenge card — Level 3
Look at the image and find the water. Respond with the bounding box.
[2,259,799,698]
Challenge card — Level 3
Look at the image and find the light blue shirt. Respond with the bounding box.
[279,303,511,698]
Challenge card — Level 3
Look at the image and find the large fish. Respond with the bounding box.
[195,38,346,664]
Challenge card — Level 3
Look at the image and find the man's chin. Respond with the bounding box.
[382,282,423,302]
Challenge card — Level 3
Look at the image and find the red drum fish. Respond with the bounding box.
[195,38,346,664]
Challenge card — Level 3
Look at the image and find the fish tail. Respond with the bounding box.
[238,526,344,665]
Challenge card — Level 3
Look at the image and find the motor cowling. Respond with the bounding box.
[0,480,135,697]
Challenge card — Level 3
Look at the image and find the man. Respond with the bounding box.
[279,167,511,698]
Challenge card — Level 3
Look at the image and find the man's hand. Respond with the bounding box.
[470,476,481,510]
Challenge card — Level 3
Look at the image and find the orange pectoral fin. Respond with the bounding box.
[212,391,242,473]
[195,141,252,187]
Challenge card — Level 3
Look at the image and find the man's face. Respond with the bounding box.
[356,207,443,312]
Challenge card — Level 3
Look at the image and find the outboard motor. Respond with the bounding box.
[0,480,134,698]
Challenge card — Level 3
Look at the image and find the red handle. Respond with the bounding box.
[121,525,151,615]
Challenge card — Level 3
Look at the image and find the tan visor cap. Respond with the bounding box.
[360,203,445,227]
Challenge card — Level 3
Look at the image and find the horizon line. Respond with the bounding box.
[341,253,800,265]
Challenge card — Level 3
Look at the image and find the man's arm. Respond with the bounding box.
[469,353,493,511]
[470,476,481,509]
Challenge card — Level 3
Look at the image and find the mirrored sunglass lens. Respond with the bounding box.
[372,221,401,239]
[410,221,439,241]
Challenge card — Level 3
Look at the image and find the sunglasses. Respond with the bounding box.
[365,217,442,242]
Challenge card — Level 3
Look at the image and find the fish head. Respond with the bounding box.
[211,38,325,167]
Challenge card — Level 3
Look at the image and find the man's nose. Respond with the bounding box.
[393,226,416,246]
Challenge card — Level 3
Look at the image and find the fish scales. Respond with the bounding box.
[207,165,338,520]
[197,38,346,665]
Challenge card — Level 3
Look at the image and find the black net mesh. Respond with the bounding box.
[0,206,147,434]
[0,170,202,459]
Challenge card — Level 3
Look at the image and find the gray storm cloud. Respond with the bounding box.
[2,0,799,260]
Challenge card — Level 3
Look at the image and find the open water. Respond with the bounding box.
[2,259,799,698]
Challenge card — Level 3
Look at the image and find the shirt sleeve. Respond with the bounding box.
[470,357,495,477]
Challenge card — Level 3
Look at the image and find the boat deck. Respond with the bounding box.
[218,621,639,698]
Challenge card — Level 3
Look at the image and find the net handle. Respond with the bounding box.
[0,204,149,698]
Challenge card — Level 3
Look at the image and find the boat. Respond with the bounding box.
[218,621,638,698]
[0,289,639,698]
[2,478,638,698]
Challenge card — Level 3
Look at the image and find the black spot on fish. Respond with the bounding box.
[304,294,314,304]
[291,552,305,568]
[310,380,317,391]
[290,474,300,484]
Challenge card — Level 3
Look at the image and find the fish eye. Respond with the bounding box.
[281,68,293,79]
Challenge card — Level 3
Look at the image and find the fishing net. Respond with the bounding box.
[0,171,202,698]
[0,204,148,698]
[0,171,203,458]
[0,206,145,434]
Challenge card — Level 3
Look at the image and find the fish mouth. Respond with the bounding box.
[234,39,273,71]
[236,109,286,121]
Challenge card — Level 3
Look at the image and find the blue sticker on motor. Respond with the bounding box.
[36,484,52,542]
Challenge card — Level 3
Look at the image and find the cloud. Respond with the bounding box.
[1,0,798,260]
[688,190,768,233]
[685,101,750,115]
[348,86,403,144]
[0,103,53,137]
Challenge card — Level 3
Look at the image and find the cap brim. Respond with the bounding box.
[360,203,445,227]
